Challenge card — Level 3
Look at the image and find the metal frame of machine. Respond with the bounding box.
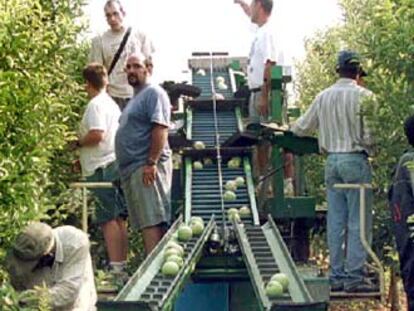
[97,53,381,310]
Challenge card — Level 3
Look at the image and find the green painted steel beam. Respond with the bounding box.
[268,197,316,219]
[263,216,313,304]
[116,217,184,301]
[243,157,260,226]
[184,157,193,223]
[269,134,319,155]
[233,222,269,311]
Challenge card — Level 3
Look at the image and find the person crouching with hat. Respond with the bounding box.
[5,222,97,310]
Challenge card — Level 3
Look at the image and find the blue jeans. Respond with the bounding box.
[325,153,373,287]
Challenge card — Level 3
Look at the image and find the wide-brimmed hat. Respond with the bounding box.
[5,222,54,289]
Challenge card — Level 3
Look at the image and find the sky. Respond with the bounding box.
[85,0,343,83]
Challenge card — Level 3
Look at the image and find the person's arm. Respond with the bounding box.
[142,90,171,186]
[143,124,169,186]
[234,0,251,17]
[78,130,104,147]
[77,102,105,148]
[48,237,90,309]
[290,98,320,136]
[359,91,376,154]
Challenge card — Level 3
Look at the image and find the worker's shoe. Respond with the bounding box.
[111,270,129,286]
[344,279,379,293]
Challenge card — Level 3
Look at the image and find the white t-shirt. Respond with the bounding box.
[247,22,278,89]
[79,91,121,177]
[89,27,155,99]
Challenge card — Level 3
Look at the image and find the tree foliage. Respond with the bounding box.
[0,0,88,284]
[295,0,414,260]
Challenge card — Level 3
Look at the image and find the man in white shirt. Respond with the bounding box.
[89,0,155,110]
[235,0,277,182]
[6,222,97,310]
[74,63,128,280]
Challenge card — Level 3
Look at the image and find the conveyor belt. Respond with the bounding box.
[103,217,215,311]
[185,157,259,227]
[192,67,234,99]
[191,110,238,147]
[234,216,328,311]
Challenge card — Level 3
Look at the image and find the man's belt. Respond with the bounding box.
[250,87,262,93]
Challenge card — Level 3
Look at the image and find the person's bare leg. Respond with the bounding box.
[257,143,271,176]
[142,225,166,255]
[101,219,126,262]
[116,218,128,261]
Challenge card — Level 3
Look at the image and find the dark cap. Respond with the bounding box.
[337,50,361,69]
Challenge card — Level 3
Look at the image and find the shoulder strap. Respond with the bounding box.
[108,27,132,76]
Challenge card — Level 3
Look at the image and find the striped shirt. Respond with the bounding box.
[291,78,374,155]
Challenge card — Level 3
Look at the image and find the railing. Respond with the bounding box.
[69,182,113,232]
[333,183,385,302]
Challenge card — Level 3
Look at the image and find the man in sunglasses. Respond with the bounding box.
[5,222,97,310]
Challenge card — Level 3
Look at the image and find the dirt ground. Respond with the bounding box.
[330,289,407,311]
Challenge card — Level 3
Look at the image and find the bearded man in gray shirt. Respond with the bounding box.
[115,53,172,255]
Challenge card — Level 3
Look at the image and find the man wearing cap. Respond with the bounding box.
[89,0,155,111]
[115,53,172,255]
[6,222,97,310]
[291,50,376,292]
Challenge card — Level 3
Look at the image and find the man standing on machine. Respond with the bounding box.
[291,50,376,292]
[89,0,154,111]
[234,0,277,190]
[115,53,172,255]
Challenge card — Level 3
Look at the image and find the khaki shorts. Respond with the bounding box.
[122,159,172,230]
[249,90,269,124]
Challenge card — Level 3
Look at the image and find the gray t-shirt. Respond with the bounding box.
[115,84,171,180]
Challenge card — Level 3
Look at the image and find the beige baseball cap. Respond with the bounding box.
[5,222,54,289]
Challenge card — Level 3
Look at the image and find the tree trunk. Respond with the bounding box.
[388,266,400,311]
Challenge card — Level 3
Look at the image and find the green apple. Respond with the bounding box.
[166,241,184,256]
[191,221,204,236]
[225,180,237,192]
[177,225,193,241]
[193,161,203,170]
[265,280,284,297]
[235,176,245,187]
[193,141,205,150]
[191,216,204,225]
[270,273,289,291]
[239,206,251,216]
[164,248,181,260]
[203,158,213,166]
[166,254,184,267]
[162,261,180,277]
[223,190,237,201]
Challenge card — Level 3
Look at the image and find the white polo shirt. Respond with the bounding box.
[79,91,121,177]
[247,22,278,89]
